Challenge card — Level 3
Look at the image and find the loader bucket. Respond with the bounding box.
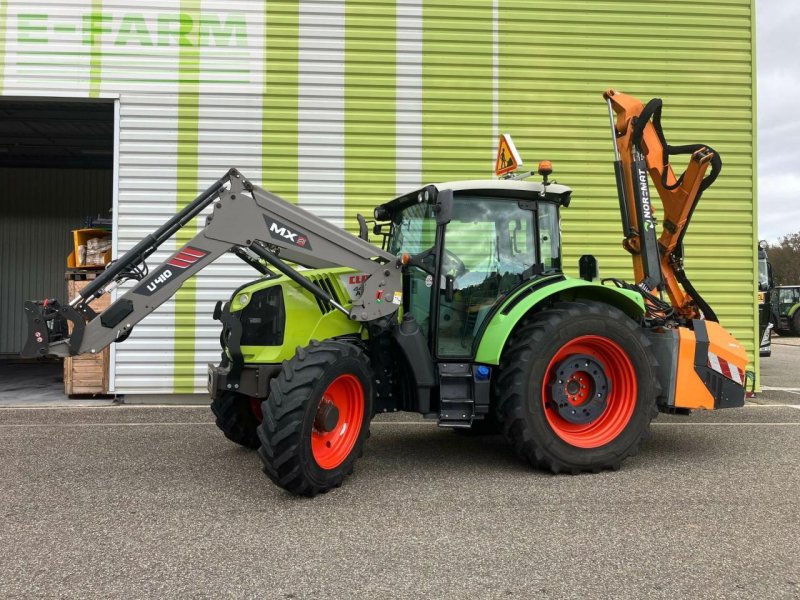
[20,300,69,358]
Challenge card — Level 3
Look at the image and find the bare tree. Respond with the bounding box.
[766,232,800,285]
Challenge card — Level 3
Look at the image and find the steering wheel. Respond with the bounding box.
[442,249,467,278]
[411,247,469,277]
[410,248,467,278]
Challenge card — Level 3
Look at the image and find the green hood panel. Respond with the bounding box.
[232,267,363,364]
[230,266,358,312]
[474,276,645,365]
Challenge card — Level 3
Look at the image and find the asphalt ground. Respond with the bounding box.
[760,335,800,405]
[1,342,799,599]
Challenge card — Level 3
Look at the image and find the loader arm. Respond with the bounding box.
[22,169,402,358]
[604,89,722,322]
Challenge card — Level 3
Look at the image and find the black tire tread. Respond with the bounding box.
[495,300,659,474]
[210,392,261,450]
[256,339,370,496]
[792,311,800,336]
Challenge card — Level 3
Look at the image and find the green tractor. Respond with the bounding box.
[771,285,800,336]
[23,94,749,496]
[24,167,663,495]
[211,177,658,495]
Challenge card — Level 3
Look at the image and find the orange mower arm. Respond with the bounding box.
[603,89,722,322]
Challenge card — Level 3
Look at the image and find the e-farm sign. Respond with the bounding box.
[17,12,247,48]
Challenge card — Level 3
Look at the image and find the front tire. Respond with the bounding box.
[257,340,373,496]
[211,391,262,450]
[496,301,659,473]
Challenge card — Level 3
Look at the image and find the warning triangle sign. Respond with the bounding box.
[495,134,522,177]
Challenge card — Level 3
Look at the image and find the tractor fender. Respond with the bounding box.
[474,276,645,365]
[788,303,800,319]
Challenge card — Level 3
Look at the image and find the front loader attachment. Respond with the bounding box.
[21,300,71,358]
[21,168,403,360]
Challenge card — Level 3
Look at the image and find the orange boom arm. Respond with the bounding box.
[603,89,722,322]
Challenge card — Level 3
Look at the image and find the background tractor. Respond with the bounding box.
[771,285,800,336]
[22,91,749,496]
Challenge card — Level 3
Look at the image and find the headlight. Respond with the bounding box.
[238,293,249,306]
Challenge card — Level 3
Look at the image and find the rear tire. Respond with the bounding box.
[257,340,373,496]
[496,301,659,473]
[792,312,800,336]
[211,391,262,450]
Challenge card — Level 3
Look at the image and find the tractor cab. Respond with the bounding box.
[771,285,800,335]
[374,177,572,359]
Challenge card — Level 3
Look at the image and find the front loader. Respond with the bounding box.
[22,91,750,496]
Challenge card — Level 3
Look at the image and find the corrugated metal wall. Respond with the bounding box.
[0,0,757,392]
[110,1,266,394]
[0,167,111,355]
[0,1,264,393]
[497,0,757,372]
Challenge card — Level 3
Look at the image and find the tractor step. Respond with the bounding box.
[438,398,475,428]
[436,363,491,428]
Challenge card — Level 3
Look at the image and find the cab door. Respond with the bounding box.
[388,202,438,341]
[433,196,537,358]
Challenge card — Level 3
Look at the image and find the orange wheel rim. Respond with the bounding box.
[542,335,637,449]
[249,397,263,423]
[311,374,364,470]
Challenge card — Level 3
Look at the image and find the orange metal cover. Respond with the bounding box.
[673,322,748,410]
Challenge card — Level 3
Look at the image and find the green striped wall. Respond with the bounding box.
[0,1,8,93]
[421,1,494,183]
[87,0,104,97]
[344,1,396,226]
[498,0,757,372]
[263,1,298,202]
[0,0,757,392]
[173,1,202,394]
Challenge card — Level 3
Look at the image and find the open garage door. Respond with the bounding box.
[0,98,113,399]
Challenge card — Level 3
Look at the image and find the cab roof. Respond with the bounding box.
[435,178,571,197]
[376,178,572,220]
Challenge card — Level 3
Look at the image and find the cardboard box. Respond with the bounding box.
[67,228,111,269]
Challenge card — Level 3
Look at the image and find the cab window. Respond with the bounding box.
[388,203,437,338]
[437,197,538,357]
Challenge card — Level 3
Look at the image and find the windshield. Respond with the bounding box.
[388,202,436,256]
[387,202,437,338]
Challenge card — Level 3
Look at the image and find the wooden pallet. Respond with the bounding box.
[64,277,110,396]
[65,269,103,281]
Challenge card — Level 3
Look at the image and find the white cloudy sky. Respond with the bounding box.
[757,0,800,242]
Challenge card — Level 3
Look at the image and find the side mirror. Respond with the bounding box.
[435,190,453,225]
[768,263,775,289]
[444,275,455,302]
[356,213,369,242]
[579,255,599,282]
